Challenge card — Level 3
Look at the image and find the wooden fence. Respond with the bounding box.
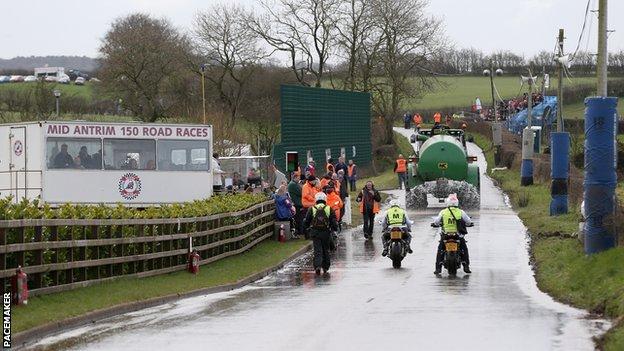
[0,200,275,296]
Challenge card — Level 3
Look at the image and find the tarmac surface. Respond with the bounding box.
[32,127,609,351]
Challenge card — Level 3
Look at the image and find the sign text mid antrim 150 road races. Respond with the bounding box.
[45,123,210,140]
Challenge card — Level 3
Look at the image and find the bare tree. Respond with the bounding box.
[194,5,266,123]
[335,0,374,91]
[368,0,445,144]
[247,0,340,87]
[98,13,191,122]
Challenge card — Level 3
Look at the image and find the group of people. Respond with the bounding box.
[272,155,474,276]
[51,144,104,170]
[271,156,371,275]
[403,111,455,130]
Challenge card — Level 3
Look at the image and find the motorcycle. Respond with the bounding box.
[431,222,474,275]
[384,225,410,269]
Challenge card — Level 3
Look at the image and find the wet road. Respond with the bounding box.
[33,128,608,351]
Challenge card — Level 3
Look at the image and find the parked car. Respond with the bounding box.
[24,75,37,82]
[44,75,58,82]
[74,76,86,85]
[57,75,70,84]
[9,75,24,82]
[90,77,101,83]
[0,76,10,83]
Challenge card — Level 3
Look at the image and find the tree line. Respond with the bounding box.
[430,47,624,76]
[95,0,445,147]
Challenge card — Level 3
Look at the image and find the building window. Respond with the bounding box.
[103,139,156,170]
[46,137,102,170]
[157,140,210,171]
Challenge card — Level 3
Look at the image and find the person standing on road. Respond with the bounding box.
[433,112,442,125]
[432,193,473,275]
[304,192,338,275]
[347,160,358,192]
[337,169,349,223]
[335,156,348,182]
[413,113,422,130]
[403,112,412,129]
[288,173,304,237]
[356,181,381,239]
[305,160,316,177]
[394,154,408,190]
[302,175,320,238]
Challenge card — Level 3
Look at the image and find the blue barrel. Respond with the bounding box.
[583,97,618,254]
[550,132,569,215]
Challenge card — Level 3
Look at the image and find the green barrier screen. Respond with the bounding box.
[274,85,371,174]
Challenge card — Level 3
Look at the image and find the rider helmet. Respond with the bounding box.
[446,193,459,207]
[389,200,400,207]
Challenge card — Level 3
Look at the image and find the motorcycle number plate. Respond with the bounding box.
[390,231,402,240]
[445,242,458,251]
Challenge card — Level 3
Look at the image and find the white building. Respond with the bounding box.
[34,66,65,78]
[0,121,214,206]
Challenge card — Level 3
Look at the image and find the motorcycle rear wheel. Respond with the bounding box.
[392,258,402,269]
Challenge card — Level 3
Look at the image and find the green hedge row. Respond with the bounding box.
[0,193,269,221]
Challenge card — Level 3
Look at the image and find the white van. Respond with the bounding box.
[0,121,214,206]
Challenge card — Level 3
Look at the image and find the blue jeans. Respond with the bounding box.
[397,172,407,189]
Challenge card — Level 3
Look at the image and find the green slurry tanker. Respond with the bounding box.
[406,126,480,209]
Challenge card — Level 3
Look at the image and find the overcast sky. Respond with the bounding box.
[2,0,623,59]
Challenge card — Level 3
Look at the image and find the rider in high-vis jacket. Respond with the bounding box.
[432,194,473,274]
[381,200,413,256]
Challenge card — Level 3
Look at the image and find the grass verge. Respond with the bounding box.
[473,133,624,351]
[13,239,309,333]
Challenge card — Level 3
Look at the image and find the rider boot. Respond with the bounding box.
[434,245,444,275]
[463,262,471,274]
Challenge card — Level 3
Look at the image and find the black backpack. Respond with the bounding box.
[448,207,468,235]
[311,205,330,230]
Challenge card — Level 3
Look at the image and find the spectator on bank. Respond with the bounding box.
[475,97,482,115]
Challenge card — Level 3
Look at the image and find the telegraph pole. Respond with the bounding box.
[489,62,497,120]
[557,29,564,132]
[527,75,533,129]
[596,0,608,96]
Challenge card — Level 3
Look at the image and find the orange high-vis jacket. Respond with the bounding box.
[395,158,407,173]
[347,164,356,177]
[413,114,422,125]
[358,196,380,214]
[302,182,318,208]
[326,191,343,220]
[434,112,442,123]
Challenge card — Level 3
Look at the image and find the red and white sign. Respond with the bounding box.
[13,140,23,156]
[45,123,210,140]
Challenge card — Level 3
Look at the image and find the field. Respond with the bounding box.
[404,76,597,111]
[0,81,95,99]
